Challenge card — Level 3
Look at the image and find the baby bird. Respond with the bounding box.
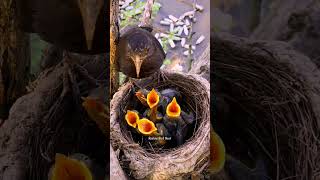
[136,118,158,136]
[159,88,181,112]
[146,88,162,122]
[181,110,195,125]
[209,127,226,175]
[125,110,140,128]
[163,97,188,145]
[135,88,149,106]
[155,123,172,145]
[82,97,108,137]
[116,26,165,78]
[48,153,105,180]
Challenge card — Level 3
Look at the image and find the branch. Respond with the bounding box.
[139,0,154,28]
[187,0,197,71]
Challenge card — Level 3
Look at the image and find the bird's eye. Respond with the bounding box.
[143,48,150,55]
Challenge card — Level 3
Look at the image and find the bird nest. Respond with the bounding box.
[213,33,320,180]
[110,71,210,179]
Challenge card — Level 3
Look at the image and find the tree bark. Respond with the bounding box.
[110,0,119,96]
[0,0,30,119]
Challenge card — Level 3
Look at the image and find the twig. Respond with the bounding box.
[139,0,154,28]
[187,0,197,71]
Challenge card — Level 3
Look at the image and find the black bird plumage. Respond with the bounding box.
[16,0,107,54]
[116,27,166,78]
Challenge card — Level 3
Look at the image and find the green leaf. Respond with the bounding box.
[163,59,171,65]
[120,1,162,28]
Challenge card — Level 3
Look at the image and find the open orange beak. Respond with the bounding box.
[147,88,160,108]
[51,153,92,180]
[125,110,140,128]
[135,90,148,106]
[208,128,226,174]
[166,97,181,118]
[147,88,161,121]
[137,118,158,136]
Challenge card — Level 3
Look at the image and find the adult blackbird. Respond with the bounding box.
[16,0,107,54]
[116,27,165,78]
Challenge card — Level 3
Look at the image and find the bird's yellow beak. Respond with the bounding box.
[77,0,104,50]
[166,97,181,118]
[133,56,143,78]
[51,153,92,180]
[125,110,140,128]
[137,118,158,136]
[147,88,160,108]
[135,91,148,106]
[208,128,226,174]
[147,88,161,121]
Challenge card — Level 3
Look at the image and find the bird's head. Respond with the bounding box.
[209,128,226,174]
[147,88,160,109]
[50,153,92,180]
[125,110,140,128]
[127,31,151,78]
[137,118,158,136]
[77,0,104,50]
[166,97,181,118]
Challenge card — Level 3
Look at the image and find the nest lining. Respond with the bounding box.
[110,71,210,179]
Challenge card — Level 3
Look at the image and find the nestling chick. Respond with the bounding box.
[136,118,158,136]
[163,97,189,145]
[48,153,105,180]
[155,123,172,145]
[159,88,181,112]
[82,97,108,136]
[163,97,182,132]
[135,89,149,106]
[116,27,165,78]
[209,127,226,174]
[146,88,162,122]
[181,110,195,125]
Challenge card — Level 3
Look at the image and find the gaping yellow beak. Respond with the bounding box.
[77,0,104,50]
[208,128,226,174]
[137,118,158,136]
[166,97,181,118]
[125,110,140,128]
[51,153,92,180]
[147,88,161,121]
[147,88,160,108]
